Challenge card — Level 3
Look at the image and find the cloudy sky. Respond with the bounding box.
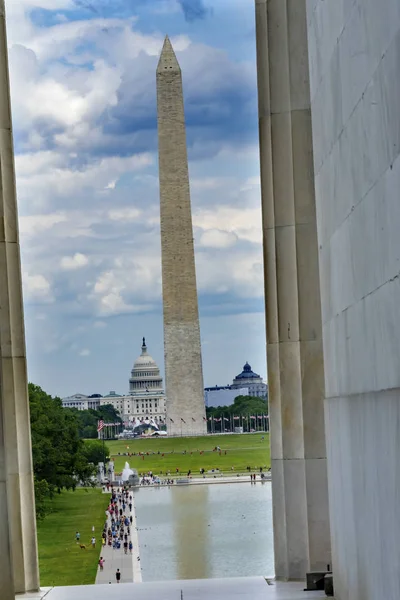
[6,0,266,398]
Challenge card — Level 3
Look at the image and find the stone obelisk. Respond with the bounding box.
[156,36,206,436]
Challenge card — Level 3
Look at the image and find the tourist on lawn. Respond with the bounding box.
[99,557,105,570]
[116,569,121,583]
[75,531,80,542]
[91,536,96,548]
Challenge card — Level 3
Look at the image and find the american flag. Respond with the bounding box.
[97,420,104,432]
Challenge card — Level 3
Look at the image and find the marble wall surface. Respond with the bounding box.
[307,1,400,598]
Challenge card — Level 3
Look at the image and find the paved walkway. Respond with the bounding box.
[95,489,142,585]
[20,577,329,599]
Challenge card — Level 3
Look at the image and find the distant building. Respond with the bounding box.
[99,338,167,424]
[100,391,124,414]
[231,362,268,398]
[61,393,101,411]
[61,338,166,423]
[204,386,249,408]
[204,362,268,407]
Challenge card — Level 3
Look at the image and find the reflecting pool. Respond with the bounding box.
[135,482,274,581]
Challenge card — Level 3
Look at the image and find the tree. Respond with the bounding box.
[71,404,122,439]
[83,439,110,465]
[34,477,52,520]
[206,395,268,418]
[97,404,122,424]
[29,384,96,517]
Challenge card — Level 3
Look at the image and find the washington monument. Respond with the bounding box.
[156,36,207,436]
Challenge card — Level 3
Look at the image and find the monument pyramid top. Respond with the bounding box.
[157,35,181,74]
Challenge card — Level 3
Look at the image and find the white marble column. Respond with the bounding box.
[0,1,40,596]
[255,0,331,580]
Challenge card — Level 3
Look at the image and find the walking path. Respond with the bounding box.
[137,474,271,487]
[95,489,142,585]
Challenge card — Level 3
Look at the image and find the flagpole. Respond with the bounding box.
[102,428,105,469]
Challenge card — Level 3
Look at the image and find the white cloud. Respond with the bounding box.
[19,212,68,236]
[194,205,262,245]
[198,229,238,249]
[79,348,90,357]
[196,250,264,299]
[108,208,142,221]
[60,253,89,270]
[105,180,117,190]
[23,272,53,302]
[91,251,161,315]
[15,152,153,211]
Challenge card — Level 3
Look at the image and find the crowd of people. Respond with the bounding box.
[140,471,174,485]
[103,488,134,553]
[97,487,141,582]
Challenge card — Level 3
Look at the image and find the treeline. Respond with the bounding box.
[68,403,122,439]
[206,395,268,418]
[29,384,110,519]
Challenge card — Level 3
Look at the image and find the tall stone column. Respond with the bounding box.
[0,1,40,596]
[255,0,331,579]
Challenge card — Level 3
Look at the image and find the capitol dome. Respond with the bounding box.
[129,338,163,393]
[133,338,158,369]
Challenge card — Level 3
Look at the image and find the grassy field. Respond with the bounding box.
[37,488,108,586]
[106,433,270,475]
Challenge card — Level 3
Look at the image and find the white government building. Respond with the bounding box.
[204,361,268,408]
[62,338,166,423]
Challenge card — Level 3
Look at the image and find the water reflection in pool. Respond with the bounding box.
[135,482,274,581]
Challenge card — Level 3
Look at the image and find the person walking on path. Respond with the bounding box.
[116,569,121,583]
[99,557,105,571]
[129,541,133,553]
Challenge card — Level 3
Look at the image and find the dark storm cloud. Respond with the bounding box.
[92,44,257,160]
[72,0,211,22]
[178,0,211,22]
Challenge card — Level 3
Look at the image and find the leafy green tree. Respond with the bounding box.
[71,404,122,439]
[29,384,96,504]
[206,395,268,419]
[34,477,52,520]
[83,439,110,465]
[97,404,122,424]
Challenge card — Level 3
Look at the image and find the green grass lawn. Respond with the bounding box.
[106,433,270,475]
[37,488,108,587]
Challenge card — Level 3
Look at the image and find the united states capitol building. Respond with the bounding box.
[62,339,267,418]
[62,338,166,423]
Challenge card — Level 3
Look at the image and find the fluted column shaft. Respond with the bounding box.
[255,0,331,579]
[0,2,40,596]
